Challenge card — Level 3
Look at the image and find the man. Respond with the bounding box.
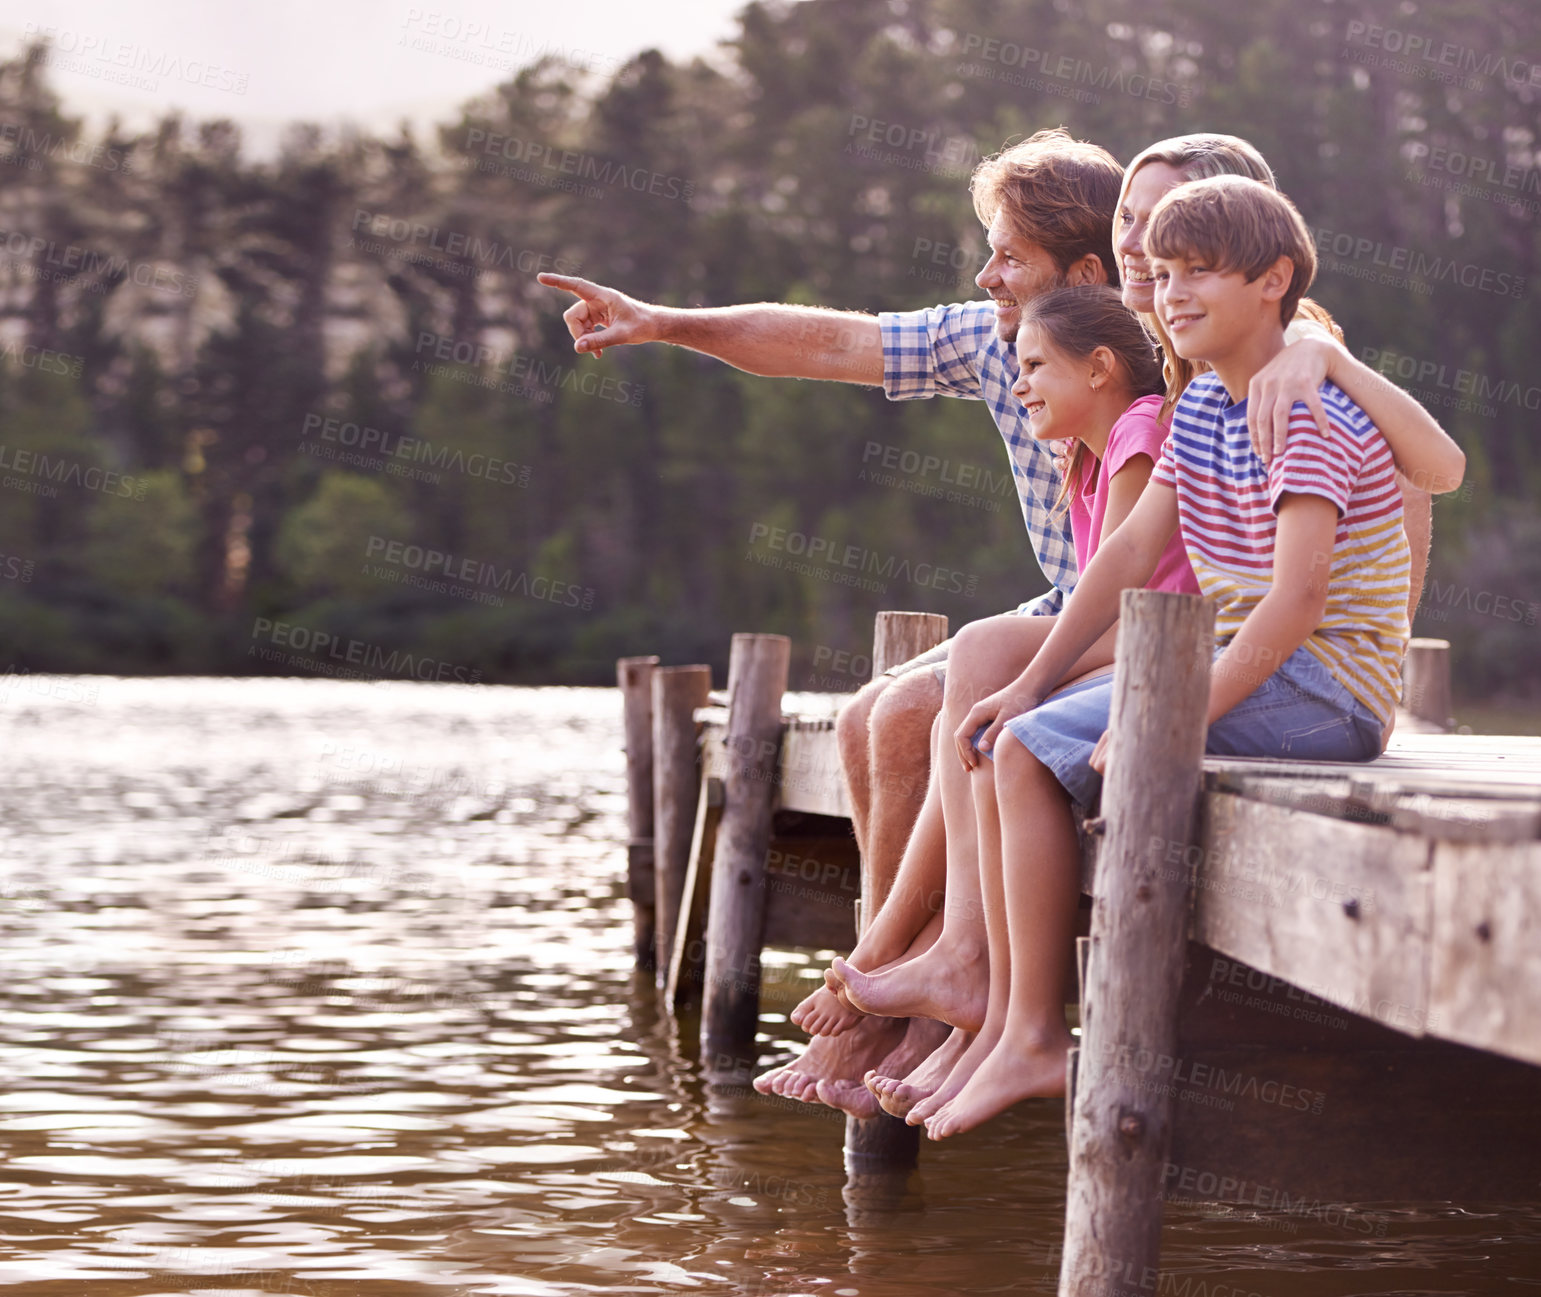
[538,128,1124,1115]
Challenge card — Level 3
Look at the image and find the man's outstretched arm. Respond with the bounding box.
[536,273,885,385]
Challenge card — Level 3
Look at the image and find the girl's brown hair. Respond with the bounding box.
[1118,134,1339,418]
[1017,286,1164,516]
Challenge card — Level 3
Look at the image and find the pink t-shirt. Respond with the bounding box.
[1068,393,1201,596]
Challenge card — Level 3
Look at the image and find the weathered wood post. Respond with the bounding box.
[844,610,947,1168]
[617,656,661,970]
[701,633,790,1083]
[652,664,713,985]
[1060,590,1213,1296]
[1403,637,1453,731]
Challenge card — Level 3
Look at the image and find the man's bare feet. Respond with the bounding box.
[752,1012,908,1106]
[790,984,863,1037]
[816,1016,949,1118]
[865,1025,973,1119]
[923,1027,1073,1140]
[829,940,989,1031]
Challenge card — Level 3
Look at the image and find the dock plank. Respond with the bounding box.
[1192,794,1434,1036]
[1429,840,1541,1068]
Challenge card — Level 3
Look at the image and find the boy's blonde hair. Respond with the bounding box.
[971,128,1124,282]
[1145,175,1318,328]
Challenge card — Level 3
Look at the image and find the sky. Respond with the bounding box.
[1,0,755,155]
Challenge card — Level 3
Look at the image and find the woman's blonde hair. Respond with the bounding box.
[1119,134,1337,418]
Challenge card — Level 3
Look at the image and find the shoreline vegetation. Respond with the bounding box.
[0,0,1534,700]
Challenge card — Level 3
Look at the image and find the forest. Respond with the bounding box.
[0,0,1537,699]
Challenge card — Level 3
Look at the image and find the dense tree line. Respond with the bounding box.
[0,0,1536,697]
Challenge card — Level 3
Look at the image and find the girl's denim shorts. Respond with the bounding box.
[998,643,1385,806]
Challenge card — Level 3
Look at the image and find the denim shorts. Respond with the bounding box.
[998,643,1386,806]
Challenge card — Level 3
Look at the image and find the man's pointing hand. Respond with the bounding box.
[537,273,658,358]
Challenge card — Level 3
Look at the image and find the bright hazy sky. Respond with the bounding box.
[2,0,754,155]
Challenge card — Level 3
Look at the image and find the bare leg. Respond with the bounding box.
[829,614,1113,1027]
[762,670,941,1100]
[902,745,1015,1124]
[758,925,942,1105]
[865,1025,973,1118]
[815,1015,949,1118]
[925,732,1080,1140]
[792,669,942,1035]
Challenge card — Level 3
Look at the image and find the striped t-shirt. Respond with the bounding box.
[1151,372,1410,725]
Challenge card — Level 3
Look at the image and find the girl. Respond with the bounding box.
[837,287,1197,1117]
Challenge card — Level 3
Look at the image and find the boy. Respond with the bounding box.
[910,175,1420,1139]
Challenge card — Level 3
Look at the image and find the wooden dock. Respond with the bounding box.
[617,605,1541,1294]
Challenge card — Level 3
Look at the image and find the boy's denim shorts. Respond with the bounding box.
[998,643,1385,807]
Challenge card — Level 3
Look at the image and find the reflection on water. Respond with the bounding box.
[0,677,1537,1295]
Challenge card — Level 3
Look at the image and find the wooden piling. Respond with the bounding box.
[617,655,661,971]
[1060,591,1214,1296]
[1403,637,1453,731]
[701,633,790,1083]
[843,610,947,1168]
[653,664,713,984]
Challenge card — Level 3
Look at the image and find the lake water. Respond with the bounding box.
[1,676,1538,1295]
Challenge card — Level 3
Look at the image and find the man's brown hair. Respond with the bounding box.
[971,128,1123,281]
[1145,174,1317,326]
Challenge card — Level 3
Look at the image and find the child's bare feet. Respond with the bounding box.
[829,940,988,1031]
[816,1016,948,1118]
[753,1012,907,1105]
[923,1026,1073,1140]
[902,1019,1002,1126]
[865,1025,973,1119]
[790,984,863,1036]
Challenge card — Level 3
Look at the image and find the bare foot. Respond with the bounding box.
[818,1016,949,1118]
[790,984,862,1037]
[924,1027,1073,1140]
[866,1025,973,1119]
[829,941,988,1031]
[903,1021,1002,1127]
[753,1012,908,1106]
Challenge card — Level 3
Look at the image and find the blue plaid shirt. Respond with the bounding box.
[879,300,1077,615]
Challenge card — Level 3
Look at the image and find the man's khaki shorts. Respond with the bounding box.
[880,638,952,685]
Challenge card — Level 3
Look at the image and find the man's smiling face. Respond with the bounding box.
[975,211,1066,344]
